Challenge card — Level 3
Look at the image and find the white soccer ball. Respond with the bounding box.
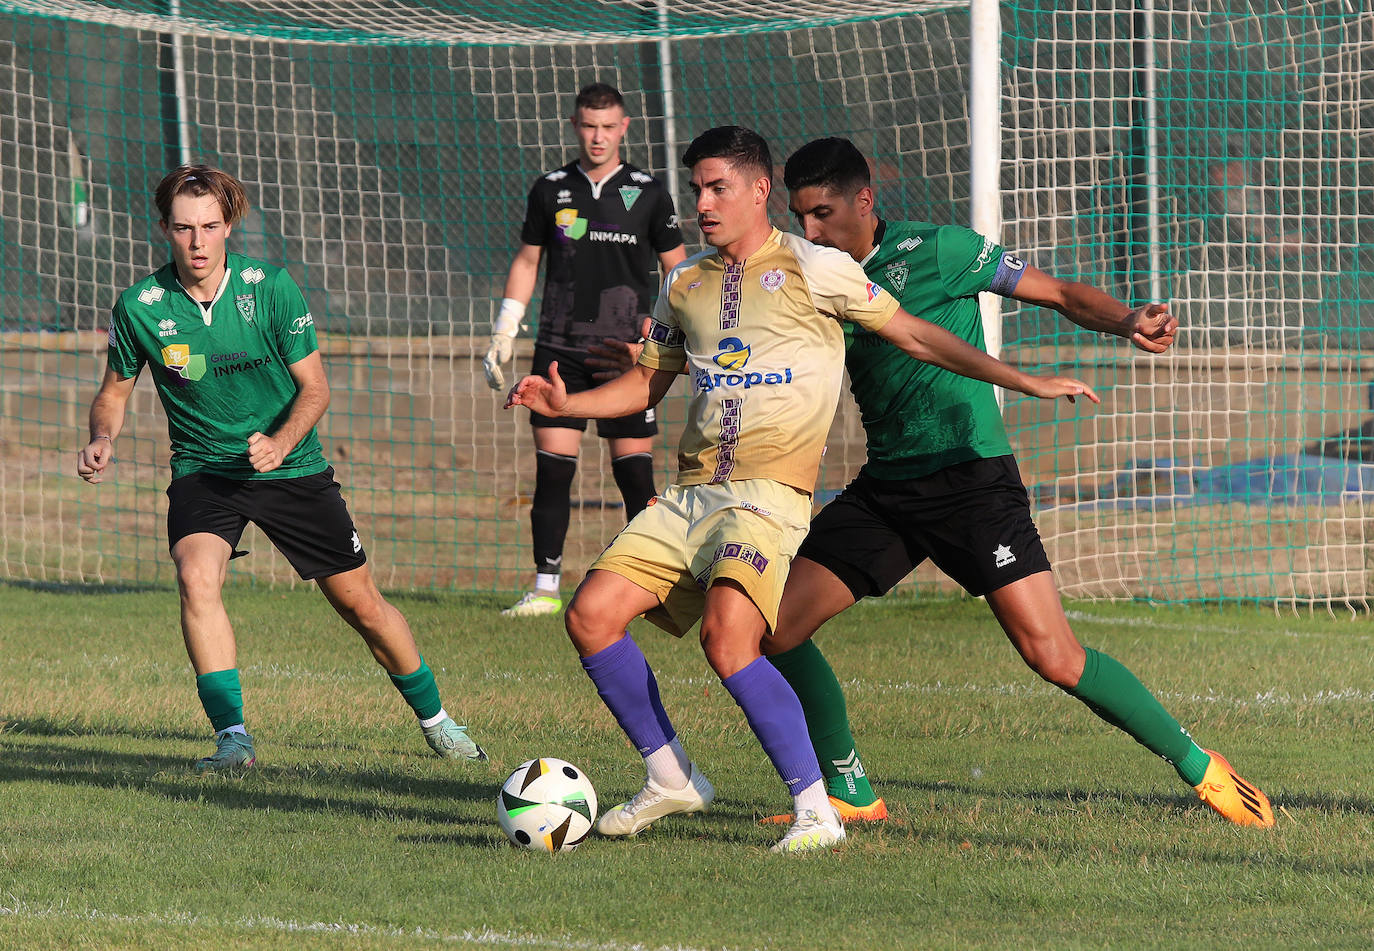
[496,758,598,853]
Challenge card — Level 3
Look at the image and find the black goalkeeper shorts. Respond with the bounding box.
[797,455,1052,600]
[527,345,658,439]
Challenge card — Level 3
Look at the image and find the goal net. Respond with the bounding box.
[1,0,1371,609]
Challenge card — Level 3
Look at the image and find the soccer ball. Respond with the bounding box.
[496,758,598,853]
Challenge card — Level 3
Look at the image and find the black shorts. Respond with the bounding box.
[528,345,658,439]
[166,468,367,580]
[797,455,1052,599]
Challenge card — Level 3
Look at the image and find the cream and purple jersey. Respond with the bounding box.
[639,228,899,493]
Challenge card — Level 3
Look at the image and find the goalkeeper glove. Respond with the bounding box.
[483,298,525,390]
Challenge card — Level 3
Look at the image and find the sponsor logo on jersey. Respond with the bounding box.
[630,171,653,184]
[865,282,884,301]
[138,286,165,306]
[897,236,923,252]
[739,500,773,517]
[713,336,751,371]
[994,543,1016,568]
[666,214,680,230]
[687,280,701,290]
[235,294,255,323]
[556,189,572,205]
[588,228,638,245]
[160,343,206,384]
[759,268,785,293]
[694,338,794,393]
[289,313,314,335]
[554,208,587,240]
[351,531,362,553]
[211,351,275,378]
[619,185,642,211]
[545,169,568,181]
[971,236,997,272]
[240,266,265,285]
[157,318,178,338]
[884,262,909,292]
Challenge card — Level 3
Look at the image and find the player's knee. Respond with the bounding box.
[698,623,755,679]
[533,450,577,506]
[175,560,224,606]
[1021,637,1086,688]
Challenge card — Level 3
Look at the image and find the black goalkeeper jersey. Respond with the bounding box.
[519,161,682,353]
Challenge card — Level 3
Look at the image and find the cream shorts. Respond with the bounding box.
[590,478,812,637]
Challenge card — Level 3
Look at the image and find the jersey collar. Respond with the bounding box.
[578,162,624,200]
[859,218,887,269]
[174,263,231,325]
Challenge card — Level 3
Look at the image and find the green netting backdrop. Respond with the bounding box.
[1,0,1371,607]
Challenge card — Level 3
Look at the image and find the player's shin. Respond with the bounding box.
[768,640,879,808]
[1065,647,1211,786]
[580,634,689,787]
[721,657,829,815]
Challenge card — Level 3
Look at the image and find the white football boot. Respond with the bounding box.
[595,764,715,836]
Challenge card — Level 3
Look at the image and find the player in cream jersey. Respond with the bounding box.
[642,228,895,493]
[507,126,1097,853]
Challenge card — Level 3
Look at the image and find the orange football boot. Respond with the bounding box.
[761,795,888,826]
[1194,749,1275,828]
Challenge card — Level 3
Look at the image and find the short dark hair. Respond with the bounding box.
[682,126,772,181]
[575,82,624,112]
[783,137,871,195]
[154,164,249,225]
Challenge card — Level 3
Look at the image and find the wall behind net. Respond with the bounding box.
[0,0,973,591]
[2,0,1371,608]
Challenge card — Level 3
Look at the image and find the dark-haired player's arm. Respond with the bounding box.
[1009,266,1177,354]
[875,307,1099,404]
[507,362,678,419]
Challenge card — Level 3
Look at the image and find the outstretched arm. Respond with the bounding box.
[1010,266,1177,354]
[875,308,1099,404]
[506,361,677,419]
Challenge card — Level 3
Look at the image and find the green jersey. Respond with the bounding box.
[106,253,327,481]
[846,219,1027,479]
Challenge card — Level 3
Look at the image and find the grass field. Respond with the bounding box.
[2,582,1373,950]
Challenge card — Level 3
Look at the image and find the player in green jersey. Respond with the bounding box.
[761,137,1273,829]
[75,165,487,771]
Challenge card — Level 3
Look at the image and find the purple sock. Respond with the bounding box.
[580,634,677,755]
[721,657,823,794]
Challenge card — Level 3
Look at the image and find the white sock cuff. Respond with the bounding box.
[418,708,449,729]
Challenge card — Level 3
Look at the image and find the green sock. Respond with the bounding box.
[1067,647,1210,786]
[768,640,878,806]
[195,668,245,733]
[389,657,443,721]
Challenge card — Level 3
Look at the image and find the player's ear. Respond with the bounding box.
[855,186,875,215]
[755,175,772,205]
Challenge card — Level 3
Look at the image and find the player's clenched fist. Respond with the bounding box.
[1127,302,1178,354]
[75,435,113,483]
[505,361,568,417]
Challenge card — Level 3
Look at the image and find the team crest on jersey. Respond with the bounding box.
[897,237,923,252]
[759,268,785,293]
[235,294,256,323]
[884,262,909,292]
[138,286,165,306]
[240,267,265,285]
[647,319,684,348]
[619,186,642,211]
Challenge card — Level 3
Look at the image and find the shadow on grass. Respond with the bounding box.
[0,732,498,828]
[1,716,204,743]
[0,578,173,595]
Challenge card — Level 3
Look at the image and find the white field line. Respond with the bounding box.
[16,658,1374,710]
[0,900,732,951]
